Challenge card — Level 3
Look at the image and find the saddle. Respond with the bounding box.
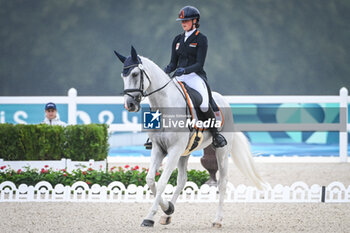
[177,81,224,156]
[177,81,224,128]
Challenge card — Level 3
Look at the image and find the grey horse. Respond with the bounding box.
[114,46,266,228]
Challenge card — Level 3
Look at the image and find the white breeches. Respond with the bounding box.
[177,72,209,112]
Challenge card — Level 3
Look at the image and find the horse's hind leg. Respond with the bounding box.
[212,147,229,228]
[160,155,190,225]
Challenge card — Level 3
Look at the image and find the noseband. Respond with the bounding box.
[123,63,174,102]
[122,63,151,101]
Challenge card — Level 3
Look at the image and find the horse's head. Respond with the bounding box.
[114,46,151,112]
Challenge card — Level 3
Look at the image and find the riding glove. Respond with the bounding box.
[174,67,185,77]
[164,65,172,74]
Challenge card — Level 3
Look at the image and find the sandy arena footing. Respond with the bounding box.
[1,162,349,232]
[0,202,349,233]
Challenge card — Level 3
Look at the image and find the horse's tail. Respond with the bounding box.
[230,132,267,190]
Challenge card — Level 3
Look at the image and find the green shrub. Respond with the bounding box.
[64,124,108,161]
[18,124,65,160]
[0,124,109,161]
[0,123,23,160]
[0,165,210,188]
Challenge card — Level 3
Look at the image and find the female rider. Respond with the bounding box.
[164,6,227,148]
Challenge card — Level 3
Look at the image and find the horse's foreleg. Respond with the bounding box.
[146,154,168,208]
[143,148,181,226]
[160,155,189,225]
[171,155,189,203]
[213,147,229,228]
[142,146,166,227]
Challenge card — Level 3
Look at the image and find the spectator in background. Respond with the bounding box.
[42,102,67,126]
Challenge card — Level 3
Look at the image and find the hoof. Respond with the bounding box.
[159,215,172,225]
[212,222,222,228]
[141,219,154,227]
[163,201,175,215]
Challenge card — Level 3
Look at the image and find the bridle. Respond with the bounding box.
[122,61,192,128]
[122,63,174,102]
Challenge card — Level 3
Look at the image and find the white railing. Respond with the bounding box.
[0,87,349,162]
[0,181,349,203]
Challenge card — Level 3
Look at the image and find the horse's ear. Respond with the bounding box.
[131,46,138,62]
[114,51,126,63]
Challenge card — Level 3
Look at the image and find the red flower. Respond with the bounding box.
[44,165,49,168]
[41,169,49,174]
[110,166,116,171]
[89,163,92,166]
[17,169,22,174]
[156,172,160,176]
[100,165,103,169]
[88,168,93,171]
[87,181,91,185]
[1,165,7,170]
[63,173,67,177]
[125,165,130,169]
[134,165,139,170]
[61,169,67,172]
[82,171,87,175]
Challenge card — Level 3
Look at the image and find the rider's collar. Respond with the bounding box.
[184,28,196,41]
[185,28,196,37]
[122,56,142,76]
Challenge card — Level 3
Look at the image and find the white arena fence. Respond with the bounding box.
[0,87,348,162]
[0,181,349,203]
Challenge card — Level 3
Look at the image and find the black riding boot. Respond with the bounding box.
[144,138,152,150]
[202,107,227,148]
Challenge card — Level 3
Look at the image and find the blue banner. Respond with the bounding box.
[1,103,349,144]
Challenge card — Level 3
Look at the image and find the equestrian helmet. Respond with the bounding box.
[176,6,200,21]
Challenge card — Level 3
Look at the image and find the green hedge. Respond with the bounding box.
[0,165,210,188]
[0,123,109,161]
